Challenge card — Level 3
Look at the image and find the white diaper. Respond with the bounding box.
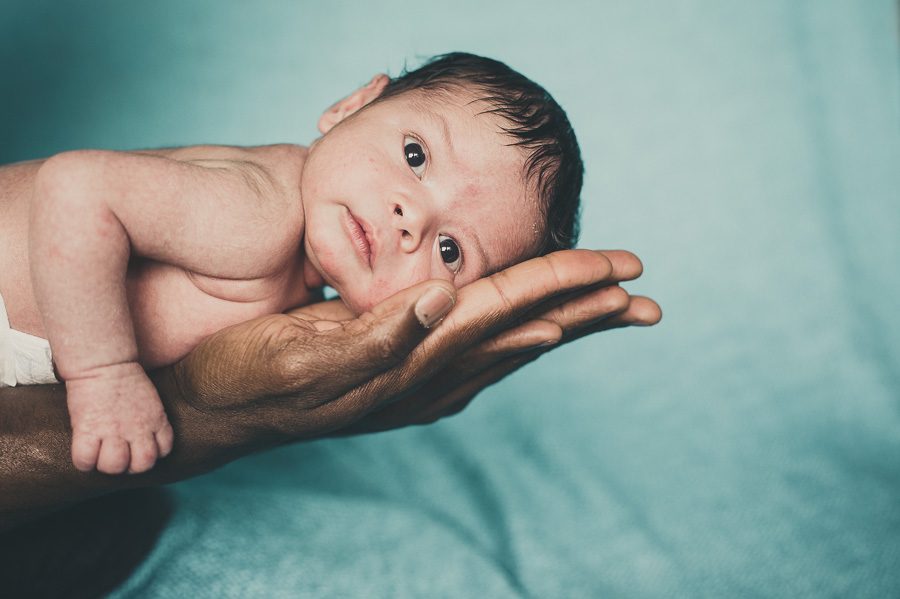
[0,291,58,387]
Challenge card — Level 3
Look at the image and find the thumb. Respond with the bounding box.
[413,282,457,329]
[347,280,457,369]
[302,281,456,425]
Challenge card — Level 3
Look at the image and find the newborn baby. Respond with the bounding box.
[0,52,583,474]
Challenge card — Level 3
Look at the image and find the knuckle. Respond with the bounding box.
[606,286,630,312]
[484,272,516,314]
[592,251,615,280]
[539,254,565,289]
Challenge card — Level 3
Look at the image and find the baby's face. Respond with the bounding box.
[301,90,541,314]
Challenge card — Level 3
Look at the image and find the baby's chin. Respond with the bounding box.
[338,283,407,317]
[335,287,378,316]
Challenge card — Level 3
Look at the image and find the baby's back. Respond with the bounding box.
[0,160,45,337]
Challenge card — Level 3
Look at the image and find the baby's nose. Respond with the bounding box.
[392,198,429,252]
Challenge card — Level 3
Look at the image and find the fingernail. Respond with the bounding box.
[415,287,455,328]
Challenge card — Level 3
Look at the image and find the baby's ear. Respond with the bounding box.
[318,74,390,134]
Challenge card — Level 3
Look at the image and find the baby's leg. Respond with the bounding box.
[65,362,174,474]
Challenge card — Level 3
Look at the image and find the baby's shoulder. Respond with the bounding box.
[149,143,307,181]
[155,144,309,210]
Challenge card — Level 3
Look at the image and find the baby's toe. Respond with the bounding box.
[128,436,159,474]
[71,433,101,472]
[96,438,131,474]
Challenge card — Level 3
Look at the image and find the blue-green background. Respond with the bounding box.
[3,1,899,597]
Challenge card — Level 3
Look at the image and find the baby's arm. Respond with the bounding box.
[29,147,301,474]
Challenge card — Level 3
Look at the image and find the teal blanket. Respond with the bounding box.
[2,1,898,596]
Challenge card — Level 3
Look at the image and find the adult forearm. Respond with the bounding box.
[0,287,440,530]
[0,250,660,530]
[0,383,115,530]
[0,369,270,531]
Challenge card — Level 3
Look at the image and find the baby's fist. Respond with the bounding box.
[65,362,174,474]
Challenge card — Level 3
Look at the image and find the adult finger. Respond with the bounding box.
[601,249,644,281]
[563,295,663,338]
[458,250,655,373]
[343,260,658,431]
[172,280,456,415]
[426,250,615,357]
[297,249,630,401]
[327,250,617,417]
[507,249,643,324]
[440,284,630,377]
[269,280,457,402]
[411,296,662,424]
[531,284,632,332]
[497,295,661,361]
[460,296,662,406]
[492,292,660,365]
[333,294,659,434]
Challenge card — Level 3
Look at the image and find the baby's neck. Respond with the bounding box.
[301,254,326,290]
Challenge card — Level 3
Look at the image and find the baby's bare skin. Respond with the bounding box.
[2,146,318,353]
[2,145,320,474]
[3,75,543,476]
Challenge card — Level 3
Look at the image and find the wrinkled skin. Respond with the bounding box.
[173,249,658,434]
[0,249,660,530]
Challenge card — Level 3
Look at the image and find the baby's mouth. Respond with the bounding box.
[343,208,375,267]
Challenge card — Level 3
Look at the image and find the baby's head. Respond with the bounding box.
[301,52,583,313]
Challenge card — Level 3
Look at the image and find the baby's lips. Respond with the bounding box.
[362,222,378,263]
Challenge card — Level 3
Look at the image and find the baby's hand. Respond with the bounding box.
[64,362,174,474]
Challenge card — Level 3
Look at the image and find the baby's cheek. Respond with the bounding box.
[369,276,398,303]
[344,264,442,315]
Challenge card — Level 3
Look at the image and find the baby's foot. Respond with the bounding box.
[65,363,174,474]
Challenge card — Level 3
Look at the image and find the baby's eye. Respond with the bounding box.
[438,234,462,274]
[404,136,427,178]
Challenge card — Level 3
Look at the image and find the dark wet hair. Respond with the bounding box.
[373,52,582,256]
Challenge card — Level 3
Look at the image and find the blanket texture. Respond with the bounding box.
[2,1,897,597]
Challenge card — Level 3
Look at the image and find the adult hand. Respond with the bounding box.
[0,248,659,530]
[329,249,660,432]
[343,250,659,431]
[164,249,660,443]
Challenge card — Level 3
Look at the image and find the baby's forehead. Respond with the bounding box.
[394,82,483,109]
[397,89,533,171]
[395,86,510,132]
